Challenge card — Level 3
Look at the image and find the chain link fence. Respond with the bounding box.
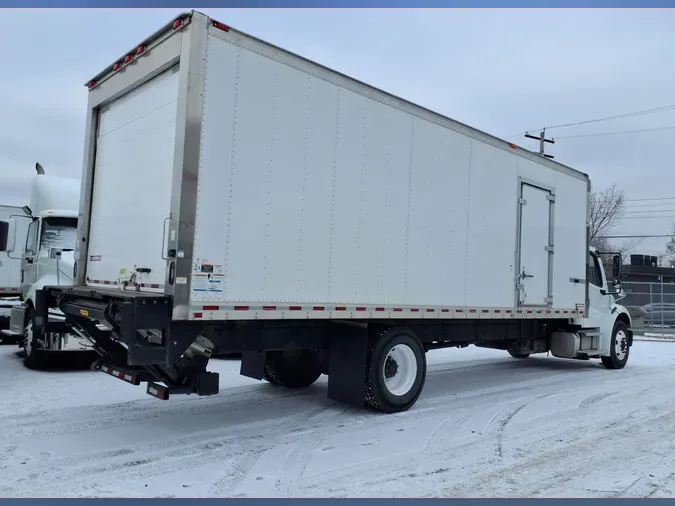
[620,280,675,336]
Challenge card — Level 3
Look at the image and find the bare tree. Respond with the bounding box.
[589,183,625,249]
[665,223,675,263]
[589,184,641,267]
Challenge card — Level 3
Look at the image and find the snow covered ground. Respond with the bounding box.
[0,340,674,498]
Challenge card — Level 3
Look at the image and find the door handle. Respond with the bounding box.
[25,258,34,264]
[521,270,533,279]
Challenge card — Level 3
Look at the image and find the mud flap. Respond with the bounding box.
[240,351,267,380]
[326,325,368,408]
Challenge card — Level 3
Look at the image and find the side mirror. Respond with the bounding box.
[0,219,17,253]
[612,254,622,284]
[22,206,33,217]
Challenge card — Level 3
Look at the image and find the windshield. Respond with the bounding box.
[39,217,78,252]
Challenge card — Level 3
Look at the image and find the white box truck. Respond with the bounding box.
[11,11,633,413]
[0,205,29,300]
[0,164,95,367]
[0,176,32,301]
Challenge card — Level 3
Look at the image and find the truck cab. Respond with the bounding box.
[0,167,94,368]
[19,210,78,302]
[562,248,632,368]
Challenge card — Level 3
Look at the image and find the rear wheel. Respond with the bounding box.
[364,328,427,414]
[263,349,323,388]
[601,320,630,370]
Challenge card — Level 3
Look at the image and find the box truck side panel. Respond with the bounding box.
[86,66,180,290]
[194,34,417,305]
[189,27,588,314]
[550,173,587,310]
[406,117,471,306]
[0,205,28,294]
[464,140,519,308]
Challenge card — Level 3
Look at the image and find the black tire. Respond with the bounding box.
[364,328,427,414]
[507,348,530,359]
[262,349,322,388]
[23,308,46,370]
[601,320,630,370]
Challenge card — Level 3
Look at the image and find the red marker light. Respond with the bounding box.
[88,80,96,89]
[136,45,146,56]
[124,54,133,64]
[113,62,121,71]
[172,18,183,30]
[212,21,230,32]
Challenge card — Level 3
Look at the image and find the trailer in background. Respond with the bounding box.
[17,11,633,413]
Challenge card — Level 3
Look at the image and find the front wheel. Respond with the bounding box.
[601,320,630,370]
[364,328,427,414]
[23,308,46,370]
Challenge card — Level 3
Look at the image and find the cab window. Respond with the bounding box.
[587,252,603,288]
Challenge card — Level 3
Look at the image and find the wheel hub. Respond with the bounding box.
[615,330,627,360]
[382,344,418,397]
[384,355,399,378]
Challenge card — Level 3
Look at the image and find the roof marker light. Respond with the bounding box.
[136,45,146,56]
[172,18,184,30]
[212,20,230,32]
[88,80,96,89]
[113,62,121,71]
[124,54,134,64]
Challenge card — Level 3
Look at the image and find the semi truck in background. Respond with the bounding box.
[0,163,95,367]
[13,11,633,413]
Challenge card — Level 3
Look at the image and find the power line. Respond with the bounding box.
[597,234,672,239]
[625,196,675,203]
[623,209,675,214]
[625,202,675,209]
[556,126,675,139]
[619,215,675,220]
[543,104,675,131]
[505,103,675,139]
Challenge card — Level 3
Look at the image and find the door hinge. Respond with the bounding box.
[516,283,523,290]
[545,245,554,252]
[519,198,527,205]
[546,194,555,202]
[544,296,553,304]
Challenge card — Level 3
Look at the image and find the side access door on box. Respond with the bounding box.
[517,181,555,307]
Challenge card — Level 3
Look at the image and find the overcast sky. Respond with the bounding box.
[1,9,674,255]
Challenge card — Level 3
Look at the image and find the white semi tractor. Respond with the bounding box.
[12,11,632,412]
[0,164,95,367]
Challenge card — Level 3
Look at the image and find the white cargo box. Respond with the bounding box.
[79,11,589,322]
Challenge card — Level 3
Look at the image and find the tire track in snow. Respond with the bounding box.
[441,402,675,497]
[0,404,332,496]
[293,380,667,495]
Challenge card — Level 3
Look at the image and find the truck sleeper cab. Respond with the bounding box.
[21,11,632,413]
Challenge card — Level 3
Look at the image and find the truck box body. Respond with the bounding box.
[79,12,589,322]
[1,177,33,296]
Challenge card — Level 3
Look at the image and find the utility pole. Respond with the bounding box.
[524,128,555,159]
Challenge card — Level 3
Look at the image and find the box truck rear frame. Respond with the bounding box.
[33,11,633,414]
